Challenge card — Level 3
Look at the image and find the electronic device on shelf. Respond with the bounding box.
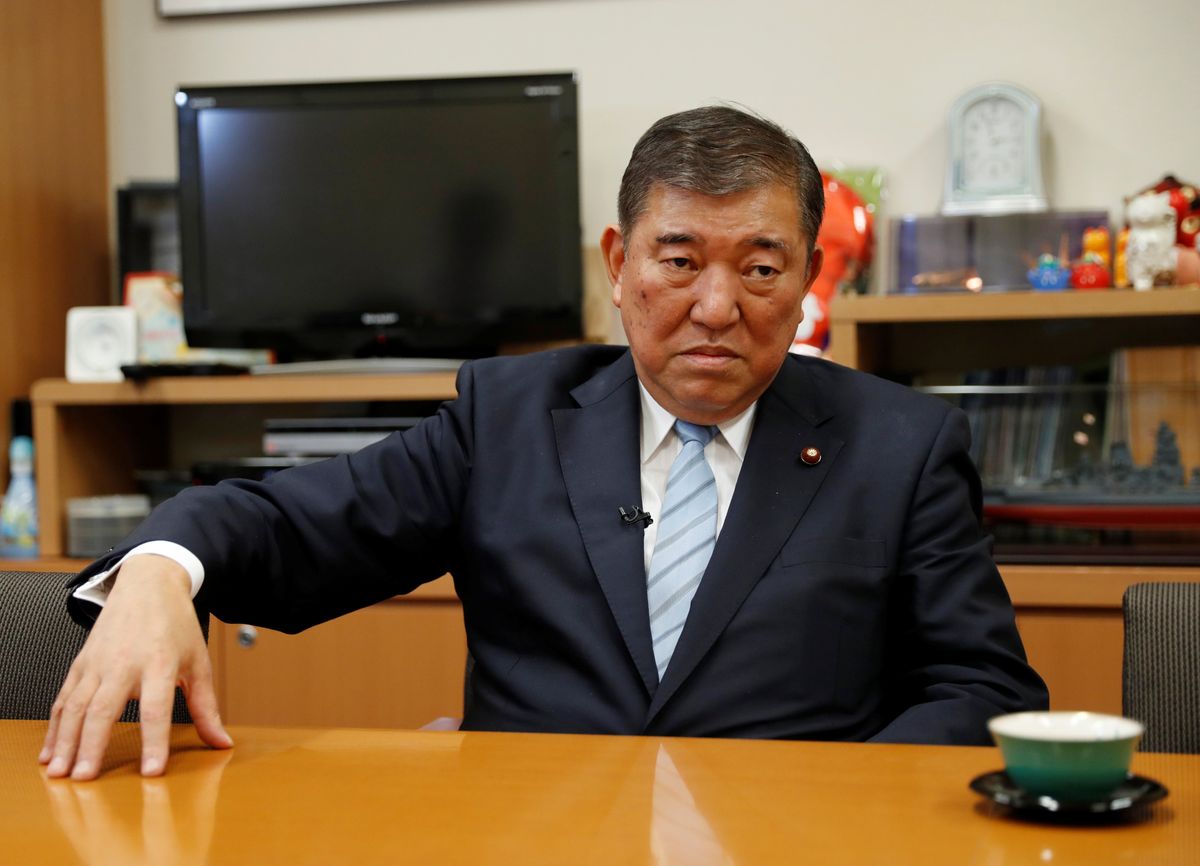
[249,357,463,375]
[175,72,582,362]
[191,457,321,486]
[120,362,249,380]
[262,417,423,457]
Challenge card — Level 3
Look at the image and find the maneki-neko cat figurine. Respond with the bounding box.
[1125,191,1179,289]
[1124,176,1200,289]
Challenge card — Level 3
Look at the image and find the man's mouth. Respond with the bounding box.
[681,347,738,367]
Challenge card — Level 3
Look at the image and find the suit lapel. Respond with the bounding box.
[552,352,659,696]
[647,357,844,723]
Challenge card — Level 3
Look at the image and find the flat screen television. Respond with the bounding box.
[175,72,582,361]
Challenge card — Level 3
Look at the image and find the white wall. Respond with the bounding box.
[105,0,1200,298]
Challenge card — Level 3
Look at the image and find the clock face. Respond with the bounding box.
[942,82,1047,216]
[961,95,1028,192]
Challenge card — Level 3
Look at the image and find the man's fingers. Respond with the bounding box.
[69,684,131,780]
[41,700,64,765]
[182,668,234,750]
[40,664,83,763]
[41,556,203,779]
[137,676,178,776]
[45,674,101,778]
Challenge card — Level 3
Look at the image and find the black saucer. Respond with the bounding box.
[970,770,1168,817]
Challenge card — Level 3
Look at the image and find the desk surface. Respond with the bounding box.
[4,721,1196,865]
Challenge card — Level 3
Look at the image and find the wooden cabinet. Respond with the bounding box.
[29,372,464,728]
[830,287,1200,714]
[211,578,466,729]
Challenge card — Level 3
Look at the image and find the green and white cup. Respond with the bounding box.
[988,711,1144,803]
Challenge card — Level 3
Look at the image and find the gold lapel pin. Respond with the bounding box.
[800,446,822,466]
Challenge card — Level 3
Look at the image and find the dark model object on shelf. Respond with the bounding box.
[985,421,1200,566]
[176,72,583,361]
[986,422,1200,528]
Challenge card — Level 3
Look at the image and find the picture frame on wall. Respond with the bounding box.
[159,0,408,16]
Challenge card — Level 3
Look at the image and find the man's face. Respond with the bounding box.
[601,182,823,425]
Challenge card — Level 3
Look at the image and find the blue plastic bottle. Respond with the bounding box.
[0,435,39,558]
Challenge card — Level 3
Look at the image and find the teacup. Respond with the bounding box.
[988,711,1144,803]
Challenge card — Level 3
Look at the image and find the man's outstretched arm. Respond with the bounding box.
[40,554,233,780]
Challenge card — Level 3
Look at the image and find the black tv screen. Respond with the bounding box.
[176,73,582,360]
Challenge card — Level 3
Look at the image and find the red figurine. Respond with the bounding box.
[1069,254,1112,289]
[792,173,873,356]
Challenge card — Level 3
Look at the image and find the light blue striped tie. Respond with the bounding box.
[647,420,718,680]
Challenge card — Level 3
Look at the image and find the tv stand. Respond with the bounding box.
[252,358,466,376]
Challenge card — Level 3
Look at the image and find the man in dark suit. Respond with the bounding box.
[43,105,1046,781]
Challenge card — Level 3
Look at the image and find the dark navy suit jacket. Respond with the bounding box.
[70,346,1047,743]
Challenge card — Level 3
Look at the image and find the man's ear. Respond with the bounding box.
[599,224,625,308]
[802,245,825,300]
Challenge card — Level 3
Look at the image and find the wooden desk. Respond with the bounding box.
[3,722,1196,865]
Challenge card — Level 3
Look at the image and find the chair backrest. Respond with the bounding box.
[0,570,198,723]
[1122,581,1200,754]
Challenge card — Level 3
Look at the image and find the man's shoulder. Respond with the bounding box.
[781,353,952,419]
[460,344,630,399]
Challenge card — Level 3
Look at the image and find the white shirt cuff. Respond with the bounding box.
[71,541,206,607]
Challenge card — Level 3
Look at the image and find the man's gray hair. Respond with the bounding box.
[617,105,825,253]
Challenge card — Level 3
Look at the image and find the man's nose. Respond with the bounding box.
[690,266,740,329]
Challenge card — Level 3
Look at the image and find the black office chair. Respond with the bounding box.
[1122,581,1200,754]
[0,570,199,723]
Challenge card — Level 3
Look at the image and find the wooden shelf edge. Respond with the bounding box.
[1000,563,1200,609]
[31,373,459,406]
[831,286,1200,324]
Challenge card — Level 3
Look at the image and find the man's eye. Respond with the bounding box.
[749,265,778,278]
[666,257,691,269]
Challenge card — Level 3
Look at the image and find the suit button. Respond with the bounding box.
[800,446,822,465]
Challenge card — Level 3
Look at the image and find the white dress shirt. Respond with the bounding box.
[74,386,759,605]
[72,539,204,607]
[637,384,756,574]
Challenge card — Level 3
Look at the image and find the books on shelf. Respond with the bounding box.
[946,365,1075,488]
[919,347,1199,491]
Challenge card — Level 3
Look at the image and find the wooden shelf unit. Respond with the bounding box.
[829,287,1200,714]
[829,285,1200,374]
[30,373,458,557]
